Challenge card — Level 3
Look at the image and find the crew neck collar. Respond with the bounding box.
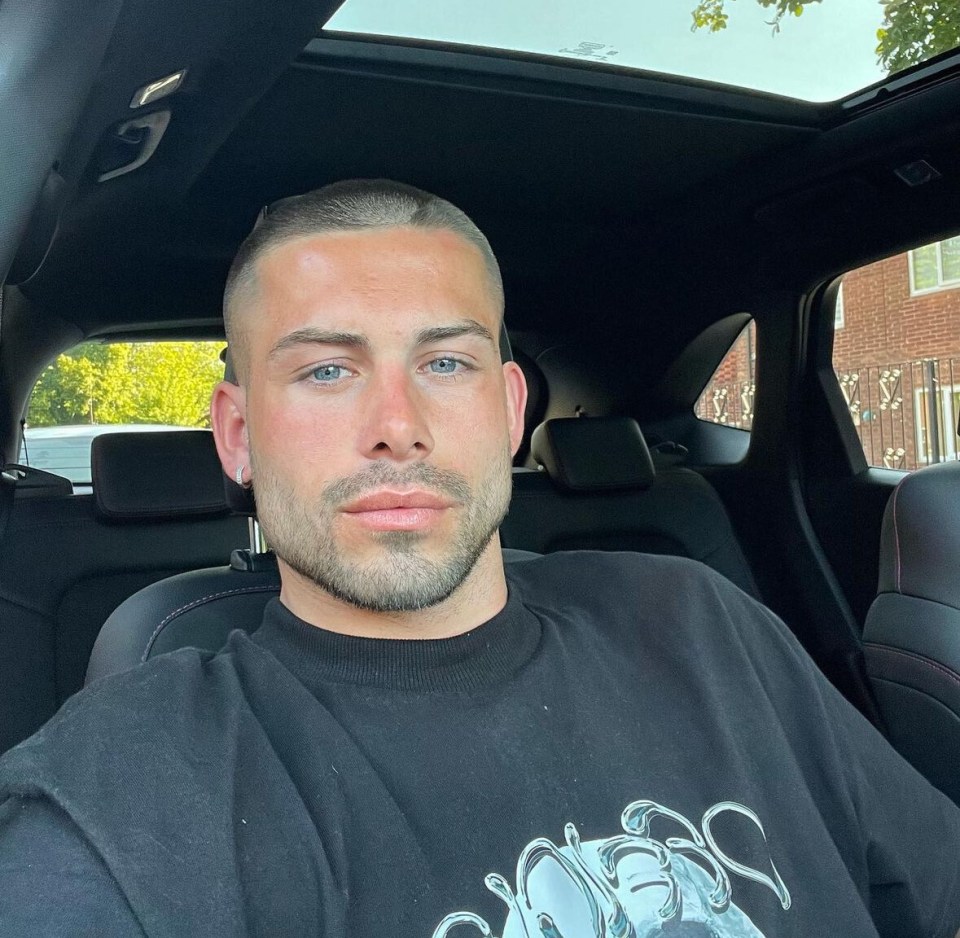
[251,585,541,694]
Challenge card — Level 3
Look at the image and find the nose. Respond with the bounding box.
[358,366,434,462]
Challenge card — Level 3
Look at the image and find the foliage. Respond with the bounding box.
[690,0,960,73]
[876,1,960,74]
[691,0,820,36]
[27,341,226,429]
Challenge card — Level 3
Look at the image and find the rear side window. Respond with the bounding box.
[21,340,226,484]
[695,320,756,431]
[833,240,960,470]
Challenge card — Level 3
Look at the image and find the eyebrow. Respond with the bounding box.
[268,327,370,361]
[268,319,496,361]
[414,320,497,348]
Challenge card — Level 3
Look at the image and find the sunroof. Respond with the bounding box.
[323,0,960,104]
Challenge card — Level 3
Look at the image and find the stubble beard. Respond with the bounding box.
[250,449,513,612]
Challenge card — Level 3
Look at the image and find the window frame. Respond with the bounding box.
[907,236,960,296]
[693,319,757,432]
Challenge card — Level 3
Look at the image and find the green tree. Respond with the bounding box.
[875,1,960,74]
[28,347,107,426]
[27,341,225,429]
[690,0,960,74]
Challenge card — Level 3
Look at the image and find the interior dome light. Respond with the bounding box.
[130,69,187,109]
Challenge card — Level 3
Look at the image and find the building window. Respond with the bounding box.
[913,384,960,464]
[908,235,960,294]
[834,283,845,329]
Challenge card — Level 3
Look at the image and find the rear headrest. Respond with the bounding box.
[7,464,73,498]
[92,430,231,521]
[878,459,960,610]
[530,417,656,492]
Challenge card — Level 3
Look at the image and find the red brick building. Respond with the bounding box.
[698,241,960,469]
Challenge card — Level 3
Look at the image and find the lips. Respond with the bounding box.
[342,489,454,513]
[340,489,455,531]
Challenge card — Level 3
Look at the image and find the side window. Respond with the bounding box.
[833,239,960,470]
[695,320,756,431]
[21,340,226,484]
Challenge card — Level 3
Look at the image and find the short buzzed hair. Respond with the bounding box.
[223,179,504,384]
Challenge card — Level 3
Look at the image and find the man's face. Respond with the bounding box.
[222,226,526,612]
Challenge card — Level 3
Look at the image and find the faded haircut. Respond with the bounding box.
[222,179,504,384]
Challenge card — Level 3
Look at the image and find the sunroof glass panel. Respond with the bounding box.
[323,0,957,103]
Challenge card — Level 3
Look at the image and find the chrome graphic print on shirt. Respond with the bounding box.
[432,799,791,938]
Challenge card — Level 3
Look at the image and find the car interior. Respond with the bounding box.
[1,0,959,809]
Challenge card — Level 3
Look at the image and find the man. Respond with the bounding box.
[0,179,958,938]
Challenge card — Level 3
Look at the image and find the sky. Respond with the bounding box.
[325,0,889,103]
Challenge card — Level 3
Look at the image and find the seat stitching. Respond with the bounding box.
[141,584,280,662]
[891,482,902,594]
[864,642,960,689]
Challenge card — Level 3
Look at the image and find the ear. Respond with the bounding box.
[502,361,528,457]
[210,380,250,478]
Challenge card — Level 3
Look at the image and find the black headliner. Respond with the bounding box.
[12,0,960,388]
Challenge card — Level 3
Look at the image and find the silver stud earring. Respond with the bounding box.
[235,465,245,487]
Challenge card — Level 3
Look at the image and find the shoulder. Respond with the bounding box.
[0,631,263,797]
[0,795,144,936]
[506,549,803,667]
[0,635,291,934]
[506,549,746,609]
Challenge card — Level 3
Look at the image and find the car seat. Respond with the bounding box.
[862,459,960,804]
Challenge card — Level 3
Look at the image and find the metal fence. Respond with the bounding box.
[697,356,960,471]
[835,356,960,470]
[694,380,756,432]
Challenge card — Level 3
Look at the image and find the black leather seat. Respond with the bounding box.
[88,418,761,681]
[85,549,541,684]
[86,556,282,684]
[862,459,960,804]
[0,430,248,753]
[85,419,761,682]
[501,416,760,598]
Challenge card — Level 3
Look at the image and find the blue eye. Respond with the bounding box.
[310,364,347,382]
[429,358,460,374]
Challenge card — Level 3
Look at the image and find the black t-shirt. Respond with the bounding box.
[1,552,959,937]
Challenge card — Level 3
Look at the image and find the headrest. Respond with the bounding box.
[92,430,231,521]
[878,459,960,610]
[530,417,656,492]
[6,464,73,498]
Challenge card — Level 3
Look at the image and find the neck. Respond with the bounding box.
[276,536,508,639]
